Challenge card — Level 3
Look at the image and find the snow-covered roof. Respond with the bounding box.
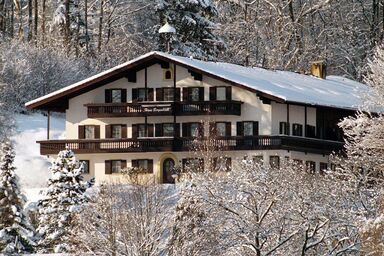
[159,22,176,34]
[26,51,368,111]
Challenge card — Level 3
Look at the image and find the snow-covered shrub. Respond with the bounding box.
[0,140,35,254]
[36,149,91,253]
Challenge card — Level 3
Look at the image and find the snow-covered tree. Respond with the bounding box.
[73,179,176,255]
[36,149,89,253]
[158,0,223,60]
[171,160,362,255]
[0,140,35,254]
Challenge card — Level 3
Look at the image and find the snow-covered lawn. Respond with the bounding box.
[13,113,65,194]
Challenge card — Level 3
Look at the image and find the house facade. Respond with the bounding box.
[26,52,366,184]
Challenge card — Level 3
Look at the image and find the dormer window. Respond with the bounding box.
[163,68,173,80]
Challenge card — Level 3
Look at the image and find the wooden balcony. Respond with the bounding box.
[38,136,344,155]
[85,101,242,118]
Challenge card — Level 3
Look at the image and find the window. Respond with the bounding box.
[80,160,90,174]
[190,123,200,137]
[306,161,316,173]
[216,87,226,101]
[293,159,303,166]
[279,122,289,135]
[111,89,122,103]
[182,158,204,172]
[320,162,328,171]
[138,124,147,138]
[190,88,200,101]
[253,155,264,164]
[306,125,316,138]
[85,125,95,139]
[138,88,146,101]
[270,156,280,169]
[216,122,227,137]
[213,157,231,172]
[163,88,174,101]
[105,89,126,103]
[237,121,258,136]
[112,160,122,173]
[292,123,303,136]
[243,122,254,136]
[163,123,174,137]
[111,125,122,139]
[163,69,173,80]
[132,159,153,172]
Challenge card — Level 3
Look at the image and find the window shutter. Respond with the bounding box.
[175,88,181,101]
[105,160,112,175]
[198,123,204,137]
[147,88,154,101]
[147,124,154,137]
[209,122,216,136]
[226,87,232,101]
[132,88,138,102]
[155,124,163,137]
[132,160,138,168]
[198,87,204,101]
[94,125,100,139]
[212,158,218,171]
[226,122,232,136]
[182,123,188,137]
[121,124,127,138]
[209,87,216,101]
[174,123,180,137]
[237,122,243,136]
[147,160,153,173]
[121,89,127,103]
[105,89,112,103]
[253,122,259,136]
[132,124,138,139]
[226,158,232,171]
[156,88,163,101]
[182,159,188,171]
[78,125,85,139]
[121,160,127,170]
[105,125,112,138]
[182,88,189,101]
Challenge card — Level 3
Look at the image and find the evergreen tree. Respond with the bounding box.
[36,149,89,253]
[158,0,223,60]
[0,140,35,254]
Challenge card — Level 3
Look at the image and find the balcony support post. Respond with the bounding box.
[47,110,51,140]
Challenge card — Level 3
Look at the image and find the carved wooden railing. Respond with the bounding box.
[38,136,344,155]
[85,101,242,118]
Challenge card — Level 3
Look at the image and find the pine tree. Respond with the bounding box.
[0,140,35,254]
[158,0,223,60]
[36,149,89,253]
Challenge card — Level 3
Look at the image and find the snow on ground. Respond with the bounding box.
[13,113,65,194]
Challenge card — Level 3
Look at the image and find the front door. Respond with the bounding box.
[162,158,175,184]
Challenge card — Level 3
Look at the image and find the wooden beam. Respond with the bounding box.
[47,110,51,140]
[304,106,307,137]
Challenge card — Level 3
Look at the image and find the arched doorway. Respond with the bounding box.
[162,158,175,184]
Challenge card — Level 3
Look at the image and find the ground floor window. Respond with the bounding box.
[80,160,90,174]
[182,158,204,172]
[270,156,280,169]
[306,161,316,173]
[253,155,263,164]
[105,160,127,174]
[320,162,328,171]
[212,157,231,172]
[132,159,153,173]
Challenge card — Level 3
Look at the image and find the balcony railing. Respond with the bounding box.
[38,136,344,155]
[85,101,242,118]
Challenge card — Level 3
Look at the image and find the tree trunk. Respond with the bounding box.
[84,0,89,53]
[27,0,32,41]
[41,0,46,46]
[98,0,104,53]
[33,0,38,44]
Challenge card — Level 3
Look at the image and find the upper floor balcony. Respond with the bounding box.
[85,101,243,118]
[38,135,344,156]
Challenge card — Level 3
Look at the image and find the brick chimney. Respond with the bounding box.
[310,60,327,79]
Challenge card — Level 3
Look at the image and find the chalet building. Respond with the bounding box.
[25,52,367,184]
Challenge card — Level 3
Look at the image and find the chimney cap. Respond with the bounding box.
[310,60,327,79]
